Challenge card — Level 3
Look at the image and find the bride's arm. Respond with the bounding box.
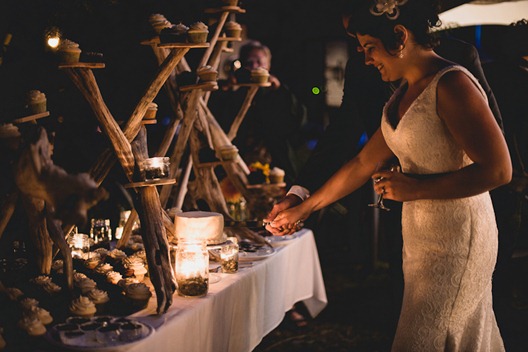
[270,128,394,229]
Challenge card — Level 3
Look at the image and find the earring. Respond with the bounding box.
[398,45,404,59]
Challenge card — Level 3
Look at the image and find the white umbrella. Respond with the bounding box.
[438,0,528,29]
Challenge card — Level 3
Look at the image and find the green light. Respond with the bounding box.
[311,86,320,95]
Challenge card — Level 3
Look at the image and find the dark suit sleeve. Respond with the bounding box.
[436,37,504,133]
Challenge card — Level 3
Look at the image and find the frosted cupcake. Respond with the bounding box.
[95,263,114,275]
[218,145,239,161]
[187,22,209,43]
[106,271,123,285]
[26,90,47,114]
[87,288,109,313]
[18,316,46,336]
[29,306,53,325]
[84,255,101,270]
[160,23,189,43]
[197,65,218,82]
[124,283,152,309]
[52,259,64,274]
[69,296,96,318]
[149,14,172,34]
[224,21,242,38]
[269,167,285,184]
[42,281,62,295]
[144,102,158,119]
[250,67,270,83]
[57,39,81,64]
[75,278,97,295]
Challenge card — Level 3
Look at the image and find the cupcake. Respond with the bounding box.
[52,259,64,274]
[217,145,239,161]
[83,255,101,270]
[250,67,270,83]
[18,316,46,336]
[224,21,242,38]
[159,23,188,43]
[76,278,97,295]
[19,298,39,310]
[106,271,123,285]
[187,22,209,43]
[196,65,218,82]
[86,288,109,313]
[107,248,127,263]
[42,281,62,295]
[30,306,53,325]
[129,262,148,282]
[94,263,113,275]
[25,90,47,114]
[57,39,81,64]
[269,167,285,184]
[149,14,172,34]
[69,296,96,318]
[124,283,152,309]
[144,102,158,119]
[118,277,140,288]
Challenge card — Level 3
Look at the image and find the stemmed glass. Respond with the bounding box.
[368,162,399,211]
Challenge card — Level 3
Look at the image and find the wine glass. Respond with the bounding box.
[368,162,399,211]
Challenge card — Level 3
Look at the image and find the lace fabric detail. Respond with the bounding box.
[382,66,505,351]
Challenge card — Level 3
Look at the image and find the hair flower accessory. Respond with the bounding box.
[370,0,408,20]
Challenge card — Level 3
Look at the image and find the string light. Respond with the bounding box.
[45,27,62,49]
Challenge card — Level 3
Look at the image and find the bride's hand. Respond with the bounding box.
[266,203,312,236]
[373,168,418,202]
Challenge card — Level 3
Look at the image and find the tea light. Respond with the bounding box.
[175,241,209,297]
[220,242,239,274]
[141,157,169,181]
[69,233,90,258]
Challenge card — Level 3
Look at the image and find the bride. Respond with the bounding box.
[267,0,511,350]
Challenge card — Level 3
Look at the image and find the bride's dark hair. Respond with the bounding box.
[345,0,442,52]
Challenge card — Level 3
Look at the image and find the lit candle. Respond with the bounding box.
[220,242,239,274]
[141,157,169,181]
[175,241,209,297]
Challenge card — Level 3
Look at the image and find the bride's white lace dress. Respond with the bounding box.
[382,65,505,351]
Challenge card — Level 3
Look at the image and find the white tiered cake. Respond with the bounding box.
[174,211,227,245]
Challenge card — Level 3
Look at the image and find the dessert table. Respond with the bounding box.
[127,228,327,352]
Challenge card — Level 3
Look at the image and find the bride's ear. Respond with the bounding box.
[393,25,408,47]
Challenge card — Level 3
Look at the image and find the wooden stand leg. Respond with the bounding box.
[21,196,53,275]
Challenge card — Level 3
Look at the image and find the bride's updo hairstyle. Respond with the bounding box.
[345,0,442,52]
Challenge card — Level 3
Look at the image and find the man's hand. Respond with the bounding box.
[264,194,303,235]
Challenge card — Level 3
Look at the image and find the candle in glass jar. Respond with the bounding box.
[142,157,170,181]
[220,242,239,273]
[175,241,209,297]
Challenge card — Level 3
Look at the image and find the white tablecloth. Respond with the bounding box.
[129,229,327,352]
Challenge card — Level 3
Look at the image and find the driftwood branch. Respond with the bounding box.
[64,68,135,179]
[47,214,74,291]
[131,128,175,313]
[21,196,53,275]
[0,190,18,241]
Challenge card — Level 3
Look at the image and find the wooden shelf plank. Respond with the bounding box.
[235,82,272,88]
[179,81,218,92]
[217,37,242,42]
[204,6,246,14]
[158,43,210,49]
[142,119,157,125]
[124,178,176,189]
[58,62,105,69]
[12,111,50,124]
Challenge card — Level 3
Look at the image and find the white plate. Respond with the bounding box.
[265,234,298,246]
[45,317,154,352]
[238,246,275,261]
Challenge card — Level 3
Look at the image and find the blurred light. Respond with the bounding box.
[311,86,321,95]
[161,116,171,126]
[45,27,61,49]
[232,59,241,70]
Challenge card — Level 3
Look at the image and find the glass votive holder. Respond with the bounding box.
[90,219,112,243]
[175,241,209,297]
[141,157,170,181]
[220,242,239,274]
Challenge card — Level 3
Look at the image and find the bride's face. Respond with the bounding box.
[357,33,402,82]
